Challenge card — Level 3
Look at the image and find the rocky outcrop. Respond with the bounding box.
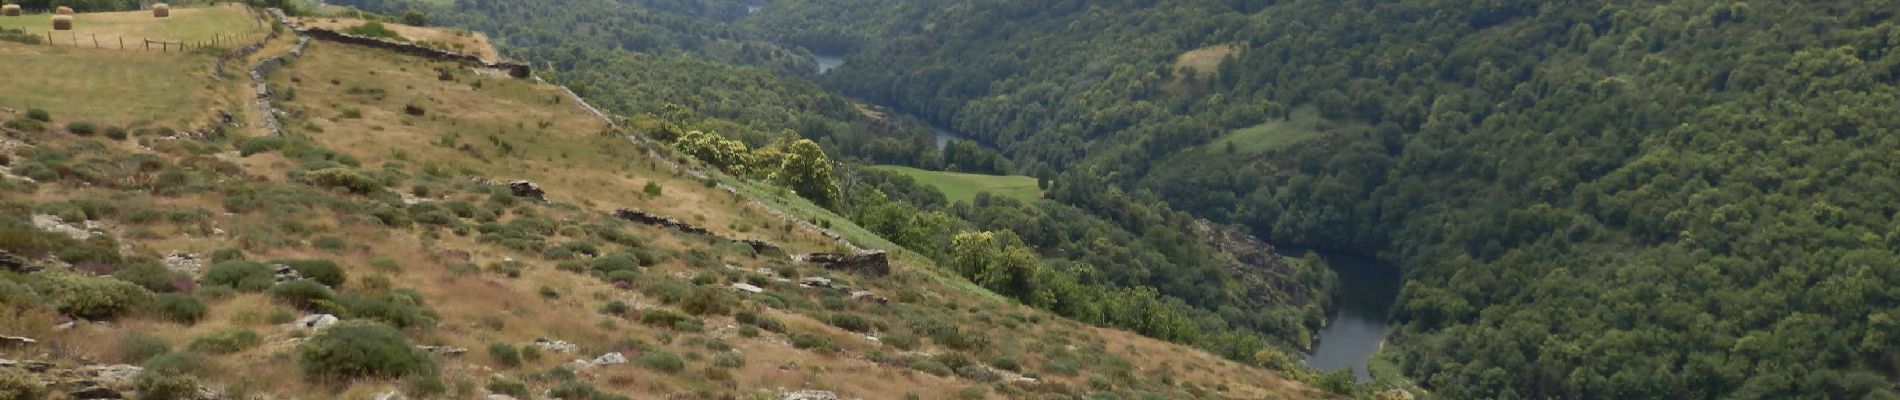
[1189,219,1321,310]
[416,345,468,357]
[507,180,545,200]
[531,338,577,354]
[271,263,304,283]
[736,239,784,255]
[0,250,28,273]
[781,390,842,400]
[293,314,338,330]
[162,252,204,276]
[798,251,889,276]
[569,352,626,369]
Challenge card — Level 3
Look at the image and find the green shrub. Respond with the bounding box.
[151,293,207,324]
[344,21,400,38]
[712,352,745,368]
[642,181,662,197]
[589,253,640,273]
[520,345,541,361]
[188,328,262,354]
[105,126,129,140]
[0,366,44,400]
[599,300,629,316]
[268,280,337,310]
[26,271,154,319]
[826,313,874,333]
[789,332,840,354]
[638,309,696,330]
[680,287,731,316]
[636,350,684,374]
[488,343,522,368]
[298,321,431,379]
[200,260,273,291]
[133,370,199,400]
[66,122,98,136]
[238,136,288,156]
[312,236,347,250]
[112,262,189,293]
[735,309,784,333]
[25,108,49,122]
[909,358,953,377]
[405,373,447,398]
[119,332,172,363]
[485,377,529,398]
[271,259,347,287]
[142,351,216,376]
[302,167,384,195]
[955,365,998,382]
[338,292,434,328]
[883,332,919,351]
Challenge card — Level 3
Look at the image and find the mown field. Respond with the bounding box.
[870,165,1042,204]
[0,3,264,46]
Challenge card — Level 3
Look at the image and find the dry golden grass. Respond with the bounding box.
[267,41,840,252]
[292,17,499,61]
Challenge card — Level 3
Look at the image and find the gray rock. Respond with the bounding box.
[531,338,577,354]
[731,283,765,294]
[592,352,626,365]
[271,264,304,283]
[0,358,54,372]
[507,180,545,200]
[417,345,468,357]
[780,390,840,400]
[32,214,95,240]
[798,277,833,289]
[375,390,408,400]
[0,334,36,346]
[161,252,204,276]
[294,314,338,330]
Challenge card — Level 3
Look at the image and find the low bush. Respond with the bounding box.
[337,292,435,328]
[271,259,346,286]
[66,122,98,136]
[712,352,745,368]
[302,167,384,195]
[105,126,129,140]
[638,309,696,330]
[486,377,529,398]
[826,313,875,333]
[200,260,273,291]
[0,366,45,400]
[188,328,262,354]
[26,271,154,319]
[298,321,431,379]
[25,108,49,122]
[268,280,337,310]
[734,309,784,333]
[789,332,840,354]
[112,262,189,293]
[118,332,172,364]
[488,343,521,368]
[133,370,199,400]
[680,287,731,316]
[636,350,684,374]
[151,293,207,324]
[141,351,216,376]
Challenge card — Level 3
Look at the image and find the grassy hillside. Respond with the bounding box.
[0,11,1330,400]
[868,165,1040,204]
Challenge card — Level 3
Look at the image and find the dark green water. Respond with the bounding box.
[1284,247,1402,382]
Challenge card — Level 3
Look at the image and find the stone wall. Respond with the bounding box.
[798,251,890,276]
[296,28,531,78]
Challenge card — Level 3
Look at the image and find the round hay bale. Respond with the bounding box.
[54,6,72,15]
[1,5,20,16]
[52,15,72,31]
[152,3,169,17]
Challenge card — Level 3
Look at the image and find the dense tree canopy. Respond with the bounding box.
[744,0,1900,398]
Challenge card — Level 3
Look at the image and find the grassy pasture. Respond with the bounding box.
[1207,105,1328,154]
[0,42,225,127]
[869,165,1041,204]
[0,3,263,46]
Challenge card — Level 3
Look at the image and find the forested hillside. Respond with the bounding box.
[749,0,1900,398]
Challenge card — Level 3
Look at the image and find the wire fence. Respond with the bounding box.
[34,31,270,52]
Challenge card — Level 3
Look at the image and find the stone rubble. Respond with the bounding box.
[293,314,338,330]
[162,252,205,276]
[31,214,97,240]
[531,338,578,354]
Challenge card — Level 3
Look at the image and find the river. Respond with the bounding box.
[1283,247,1402,382]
